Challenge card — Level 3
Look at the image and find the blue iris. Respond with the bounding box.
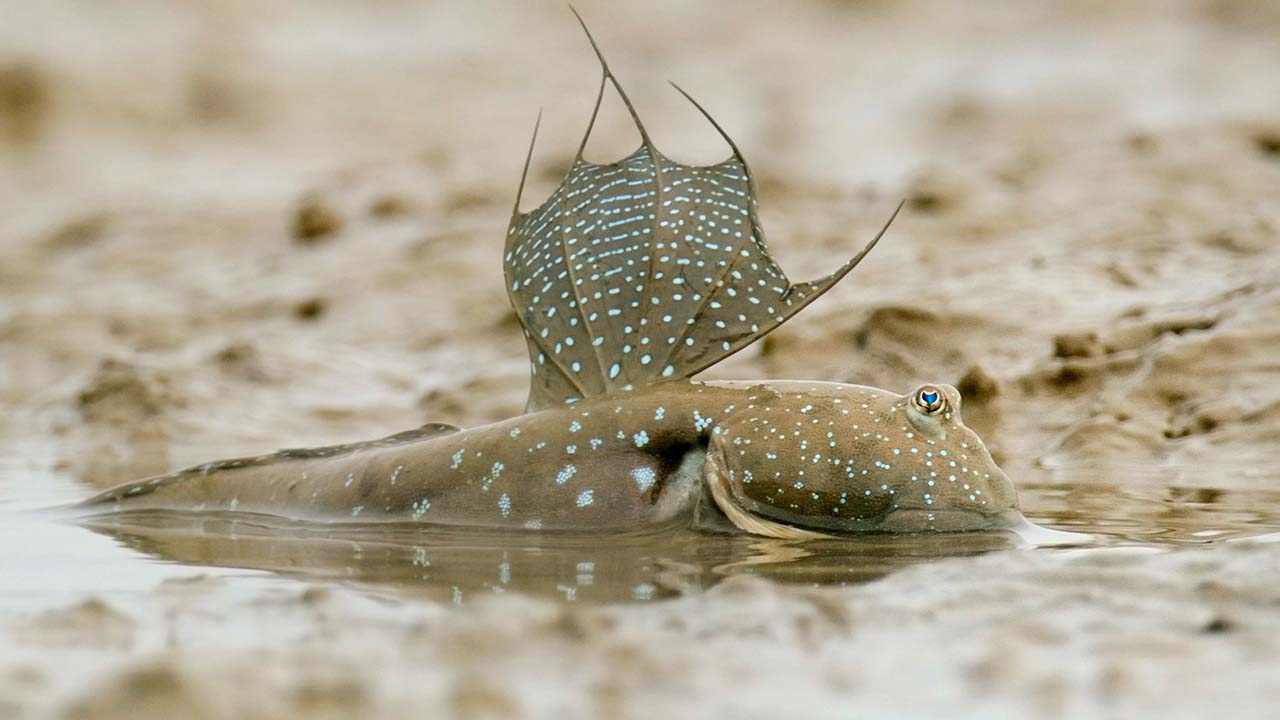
[921,391,939,404]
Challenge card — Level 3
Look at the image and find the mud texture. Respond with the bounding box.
[3,1,1280,718]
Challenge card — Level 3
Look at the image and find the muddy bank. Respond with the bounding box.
[3,0,1280,718]
[4,540,1278,719]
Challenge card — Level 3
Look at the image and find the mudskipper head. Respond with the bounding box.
[704,382,1018,536]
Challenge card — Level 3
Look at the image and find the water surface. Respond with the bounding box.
[5,458,1278,607]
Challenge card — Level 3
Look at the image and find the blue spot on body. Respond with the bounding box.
[555,464,577,485]
[631,467,657,491]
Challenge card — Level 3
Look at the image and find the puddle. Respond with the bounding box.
[4,1,1280,715]
[67,513,1032,604]
[5,456,1278,607]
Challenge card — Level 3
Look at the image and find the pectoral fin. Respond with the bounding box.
[703,446,830,541]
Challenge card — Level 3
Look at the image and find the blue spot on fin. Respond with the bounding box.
[504,16,901,413]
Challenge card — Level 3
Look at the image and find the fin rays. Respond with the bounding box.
[668,81,748,167]
[512,109,542,218]
[554,155,610,390]
[680,199,906,380]
[504,12,897,412]
[785,199,904,305]
[570,6,653,150]
[575,74,608,162]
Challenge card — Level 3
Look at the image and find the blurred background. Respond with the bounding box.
[4,4,1280,717]
[3,0,1279,498]
[5,1,1280,205]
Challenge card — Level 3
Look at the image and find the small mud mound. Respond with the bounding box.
[209,342,275,384]
[64,360,175,487]
[761,304,1017,394]
[288,159,465,248]
[292,194,344,244]
[76,360,166,424]
[418,372,525,428]
[0,62,48,144]
[63,664,214,720]
[905,166,971,214]
[1023,284,1280,476]
[42,213,113,254]
[14,598,135,651]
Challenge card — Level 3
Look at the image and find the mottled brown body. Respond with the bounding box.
[83,384,728,530]
[82,382,1018,534]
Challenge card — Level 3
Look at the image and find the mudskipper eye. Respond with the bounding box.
[914,386,946,415]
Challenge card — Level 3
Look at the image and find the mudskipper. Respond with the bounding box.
[81,14,1027,538]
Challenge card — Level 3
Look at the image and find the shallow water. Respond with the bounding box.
[5,1,1280,714]
[6,458,1278,607]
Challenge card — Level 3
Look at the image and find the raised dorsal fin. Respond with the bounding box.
[505,12,900,412]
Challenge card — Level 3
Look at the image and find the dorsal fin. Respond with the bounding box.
[569,5,654,152]
[504,13,900,412]
[511,109,542,217]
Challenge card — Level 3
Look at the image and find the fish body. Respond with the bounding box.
[85,383,726,530]
[80,15,1024,537]
[81,381,1017,535]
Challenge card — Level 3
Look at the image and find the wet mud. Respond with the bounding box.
[3,1,1280,718]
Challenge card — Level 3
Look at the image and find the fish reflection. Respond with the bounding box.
[77,512,1041,604]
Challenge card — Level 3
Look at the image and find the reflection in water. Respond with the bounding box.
[23,459,1279,606]
[1017,481,1280,544]
[67,475,1280,604]
[76,512,1033,604]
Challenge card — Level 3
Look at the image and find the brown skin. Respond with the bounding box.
[80,381,1018,536]
[705,382,1018,535]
